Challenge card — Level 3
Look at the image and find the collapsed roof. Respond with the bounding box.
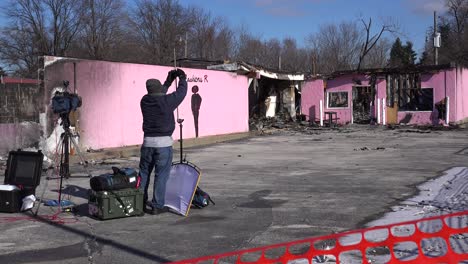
[208,61,305,81]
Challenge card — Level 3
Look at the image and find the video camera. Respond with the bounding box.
[51,81,82,115]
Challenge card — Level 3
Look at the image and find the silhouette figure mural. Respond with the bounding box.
[191,85,202,137]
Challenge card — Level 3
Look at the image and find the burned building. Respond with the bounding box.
[302,64,468,126]
[208,61,304,120]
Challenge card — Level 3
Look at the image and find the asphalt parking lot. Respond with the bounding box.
[0,125,467,263]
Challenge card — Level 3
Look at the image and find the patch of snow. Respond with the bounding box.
[367,167,468,227]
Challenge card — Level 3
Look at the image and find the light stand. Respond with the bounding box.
[177,118,185,163]
[174,46,185,163]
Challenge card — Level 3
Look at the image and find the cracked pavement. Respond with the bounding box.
[0,125,467,263]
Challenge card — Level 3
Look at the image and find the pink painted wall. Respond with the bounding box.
[324,76,353,124]
[375,79,387,123]
[324,75,380,124]
[0,123,41,155]
[301,79,324,123]
[44,57,249,150]
[454,68,468,123]
[397,69,456,125]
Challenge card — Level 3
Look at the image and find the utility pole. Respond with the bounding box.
[312,53,316,76]
[278,55,282,70]
[434,11,439,65]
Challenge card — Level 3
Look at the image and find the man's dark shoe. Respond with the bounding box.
[144,207,169,215]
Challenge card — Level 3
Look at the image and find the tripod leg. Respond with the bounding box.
[34,168,51,216]
[69,135,92,177]
[58,139,65,205]
[46,137,63,180]
[59,132,71,179]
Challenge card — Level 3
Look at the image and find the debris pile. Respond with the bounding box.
[249,110,321,134]
[386,124,461,133]
[353,146,386,151]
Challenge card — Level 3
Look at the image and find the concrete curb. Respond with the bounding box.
[70,132,253,163]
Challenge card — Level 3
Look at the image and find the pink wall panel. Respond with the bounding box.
[454,68,468,122]
[325,75,372,124]
[44,58,249,150]
[301,79,324,122]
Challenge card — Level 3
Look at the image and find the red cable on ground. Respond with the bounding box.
[0,211,78,225]
[0,120,79,225]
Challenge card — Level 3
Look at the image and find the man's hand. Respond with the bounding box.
[175,69,186,78]
[168,69,177,80]
[163,69,178,87]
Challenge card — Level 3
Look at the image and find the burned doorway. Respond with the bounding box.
[352,86,372,124]
[250,77,295,119]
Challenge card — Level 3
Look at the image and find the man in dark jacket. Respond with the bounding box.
[139,68,187,215]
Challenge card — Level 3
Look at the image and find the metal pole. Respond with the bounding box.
[382,98,386,125]
[434,11,438,65]
[174,47,183,163]
[185,32,188,58]
[179,122,183,163]
[377,99,381,124]
[446,96,450,125]
[73,62,77,93]
[319,99,323,126]
[174,48,179,120]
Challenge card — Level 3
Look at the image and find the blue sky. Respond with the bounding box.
[178,0,448,57]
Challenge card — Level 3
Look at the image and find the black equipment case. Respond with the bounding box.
[0,150,43,213]
[4,150,43,187]
[0,185,22,213]
[88,188,144,220]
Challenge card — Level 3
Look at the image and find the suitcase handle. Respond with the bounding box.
[109,190,129,214]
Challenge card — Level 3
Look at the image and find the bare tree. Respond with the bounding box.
[0,0,83,76]
[307,21,362,74]
[262,38,282,69]
[445,0,468,64]
[0,23,38,77]
[187,7,215,59]
[447,0,468,34]
[357,17,397,70]
[130,0,190,65]
[234,27,265,65]
[421,0,468,65]
[79,0,126,60]
[280,38,309,72]
[211,19,234,61]
[361,37,392,68]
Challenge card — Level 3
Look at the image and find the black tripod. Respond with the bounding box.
[48,112,91,205]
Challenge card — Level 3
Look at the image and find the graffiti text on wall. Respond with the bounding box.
[187,75,208,83]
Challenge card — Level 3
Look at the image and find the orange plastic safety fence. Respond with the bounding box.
[172,211,468,264]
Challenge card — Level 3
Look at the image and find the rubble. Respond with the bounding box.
[87,148,104,153]
[387,124,461,132]
[353,146,386,151]
[249,109,340,135]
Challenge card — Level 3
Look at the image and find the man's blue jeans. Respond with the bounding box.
[139,146,173,209]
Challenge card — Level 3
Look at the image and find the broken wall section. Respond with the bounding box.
[301,78,324,124]
[0,78,43,156]
[454,67,468,124]
[250,77,301,121]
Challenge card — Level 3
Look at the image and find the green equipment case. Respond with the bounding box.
[88,188,145,220]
